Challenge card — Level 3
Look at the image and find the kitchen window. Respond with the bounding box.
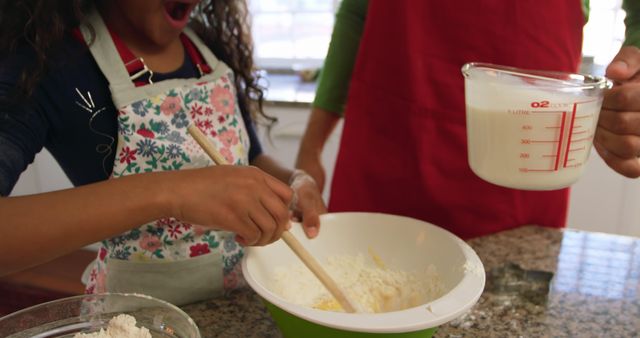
[582,0,626,68]
[249,0,626,72]
[249,0,340,70]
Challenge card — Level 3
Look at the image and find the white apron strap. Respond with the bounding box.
[79,9,232,108]
[78,10,136,102]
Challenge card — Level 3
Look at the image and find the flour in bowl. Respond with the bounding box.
[73,314,151,338]
[271,250,445,313]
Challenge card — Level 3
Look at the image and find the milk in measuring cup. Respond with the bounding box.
[465,76,602,190]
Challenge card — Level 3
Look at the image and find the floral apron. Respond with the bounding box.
[80,10,250,306]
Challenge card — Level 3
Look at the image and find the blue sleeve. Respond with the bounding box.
[0,51,48,196]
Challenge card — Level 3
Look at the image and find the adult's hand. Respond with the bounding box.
[594,46,640,178]
[289,170,327,239]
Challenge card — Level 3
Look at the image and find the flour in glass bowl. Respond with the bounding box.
[271,250,445,313]
[73,314,151,338]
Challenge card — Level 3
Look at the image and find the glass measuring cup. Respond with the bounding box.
[461,63,610,190]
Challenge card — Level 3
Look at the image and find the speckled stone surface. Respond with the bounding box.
[181,226,640,338]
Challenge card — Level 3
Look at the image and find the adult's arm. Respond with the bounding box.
[622,0,640,48]
[312,0,369,116]
[295,0,368,191]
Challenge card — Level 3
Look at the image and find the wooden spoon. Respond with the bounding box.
[187,125,357,313]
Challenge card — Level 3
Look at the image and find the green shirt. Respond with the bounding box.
[314,0,640,116]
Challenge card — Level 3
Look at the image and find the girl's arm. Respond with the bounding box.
[0,172,170,275]
[0,166,293,276]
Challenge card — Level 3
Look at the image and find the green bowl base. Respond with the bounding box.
[264,301,438,338]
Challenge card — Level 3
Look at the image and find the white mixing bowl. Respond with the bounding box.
[242,212,485,337]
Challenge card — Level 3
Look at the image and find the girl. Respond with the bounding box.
[0,0,325,305]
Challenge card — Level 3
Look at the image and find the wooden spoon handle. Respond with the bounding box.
[187,125,228,165]
[187,124,357,313]
[280,231,357,313]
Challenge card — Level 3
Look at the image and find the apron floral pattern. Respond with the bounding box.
[85,52,250,294]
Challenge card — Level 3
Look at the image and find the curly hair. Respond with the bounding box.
[0,0,269,124]
[190,0,272,125]
[0,0,90,98]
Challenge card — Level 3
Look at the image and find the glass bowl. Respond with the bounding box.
[0,293,201,338]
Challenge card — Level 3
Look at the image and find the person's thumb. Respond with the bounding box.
[605,46,640,83]
[301,208,320,239]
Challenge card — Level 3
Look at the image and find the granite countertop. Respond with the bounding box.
[181,226,640,337]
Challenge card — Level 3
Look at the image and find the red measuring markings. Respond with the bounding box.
[574,114,593,119]
[522,110,566,172]
[564,163,583,168]
[523,102,594,173]
[572,129,589,135]
[568,135,593,143]
[554,111,567,170]
[562,104,577,167]
[561,103,594,168]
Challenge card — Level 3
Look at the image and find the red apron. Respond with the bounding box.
[329,0,584,239]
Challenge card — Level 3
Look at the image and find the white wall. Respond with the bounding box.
[10,149,72,197]
[10,105,640,238]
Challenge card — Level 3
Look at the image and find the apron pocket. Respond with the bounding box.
[106,252,223,306]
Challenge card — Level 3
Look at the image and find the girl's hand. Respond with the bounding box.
[289,169,327,239]
[167,166,293,246]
